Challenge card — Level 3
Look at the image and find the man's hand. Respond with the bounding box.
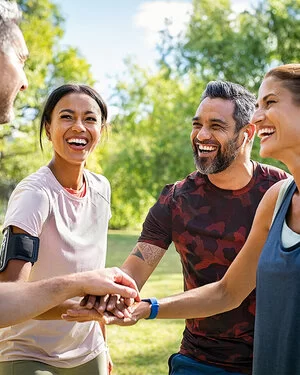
[78,267,140,301]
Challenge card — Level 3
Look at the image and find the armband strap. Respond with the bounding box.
[142,297,159,320]
[0,226,39,272]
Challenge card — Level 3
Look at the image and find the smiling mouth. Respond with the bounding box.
[257,127,276,140]
[66,138,88,147]
[197,144,218,154]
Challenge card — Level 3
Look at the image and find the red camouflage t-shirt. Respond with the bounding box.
[138,162,288,374]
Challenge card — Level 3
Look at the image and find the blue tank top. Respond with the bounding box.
[254,180,300,375]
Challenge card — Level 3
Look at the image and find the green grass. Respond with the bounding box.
[106,230,185,375]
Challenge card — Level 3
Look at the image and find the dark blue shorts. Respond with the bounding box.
[168,353,244,375]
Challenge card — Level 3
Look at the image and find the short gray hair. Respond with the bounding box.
[201,81,256,133]
[0,0,22,51]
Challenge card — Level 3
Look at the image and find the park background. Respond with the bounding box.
[1,0,300,373]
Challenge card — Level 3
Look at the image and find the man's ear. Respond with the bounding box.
[244,123,256,142]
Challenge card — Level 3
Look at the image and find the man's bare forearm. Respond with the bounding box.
[0,268,139,328]
[128,242,164,267]
[0,274,81,327]
[122,242,166,290]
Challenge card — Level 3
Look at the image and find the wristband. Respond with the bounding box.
[142,297,159,320]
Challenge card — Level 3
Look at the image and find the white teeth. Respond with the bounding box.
[67,138,87,145]
[198,145,217,152]
[257,128,275,138]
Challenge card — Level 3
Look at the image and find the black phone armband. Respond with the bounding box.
[0,226,39,272]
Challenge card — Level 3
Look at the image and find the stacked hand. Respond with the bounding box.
[62,270,151,325]
[79,267,140,300]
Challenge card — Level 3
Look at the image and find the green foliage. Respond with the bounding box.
[265,0,300,63]
[159,0,300,90]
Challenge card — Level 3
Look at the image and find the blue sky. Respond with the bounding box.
[58,0,258,103]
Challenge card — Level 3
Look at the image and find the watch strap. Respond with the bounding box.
[142,297,159,319]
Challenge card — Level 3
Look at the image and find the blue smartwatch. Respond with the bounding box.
[142,297,160,320]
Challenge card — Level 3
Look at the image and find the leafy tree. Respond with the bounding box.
[159,0,300,90]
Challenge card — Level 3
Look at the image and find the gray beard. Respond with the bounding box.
[194,136,240,175]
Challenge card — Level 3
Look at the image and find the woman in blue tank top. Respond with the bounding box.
[103,64,300,375]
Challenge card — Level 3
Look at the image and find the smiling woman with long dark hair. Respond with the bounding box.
[0,84,112,375]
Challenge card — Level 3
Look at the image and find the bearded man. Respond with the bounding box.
[100,81,289,375]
